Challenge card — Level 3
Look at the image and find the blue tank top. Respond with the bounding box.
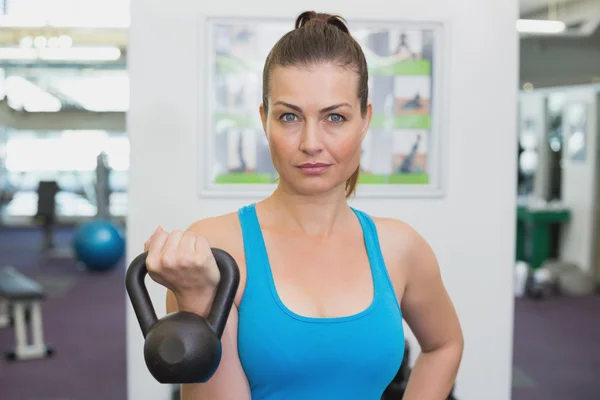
[236,204,404,399]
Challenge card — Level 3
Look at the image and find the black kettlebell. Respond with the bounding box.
[125,248,240,384]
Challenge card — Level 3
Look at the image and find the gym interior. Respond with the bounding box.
[0,0,599,399]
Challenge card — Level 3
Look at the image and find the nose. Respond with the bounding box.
[299,122,324,156]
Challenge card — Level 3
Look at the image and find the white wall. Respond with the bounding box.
[127,1,518,400]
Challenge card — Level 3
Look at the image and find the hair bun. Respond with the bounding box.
[295,11,350,34]
[295,11,318,28]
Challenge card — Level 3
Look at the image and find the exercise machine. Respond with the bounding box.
[95,151,111,220]
[35,180,60,252]
[0,266,53,361]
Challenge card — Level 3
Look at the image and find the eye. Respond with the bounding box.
[280,113,298,123]
[327,114,345,123]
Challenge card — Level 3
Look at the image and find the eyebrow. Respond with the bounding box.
[273,101,352,114]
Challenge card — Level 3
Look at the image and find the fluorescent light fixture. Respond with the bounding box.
[40,47,121,61]
[516,19,566,34]
[5,76,62,112]
[0,15,130,28]
[0,48,37,60]
[50,75,130,111]
[0,47,121,61]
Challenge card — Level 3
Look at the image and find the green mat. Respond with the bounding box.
[370,114,431,130]
[215,173,275,184]
[360,173,429,184]
[369,59,430,76]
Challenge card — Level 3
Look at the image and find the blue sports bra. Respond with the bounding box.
[236,204,404,399]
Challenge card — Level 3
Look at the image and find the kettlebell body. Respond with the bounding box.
[126,248,240,384]
[144,312,222,384]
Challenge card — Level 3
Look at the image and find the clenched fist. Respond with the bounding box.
[144,226,221,299]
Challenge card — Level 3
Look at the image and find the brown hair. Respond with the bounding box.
[262,11,368,198]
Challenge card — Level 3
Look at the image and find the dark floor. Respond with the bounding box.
[0,227,126,400]
[0,227,599,400]
[512,294,600,400]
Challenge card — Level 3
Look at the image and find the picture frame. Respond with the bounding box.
[199,16,447,198]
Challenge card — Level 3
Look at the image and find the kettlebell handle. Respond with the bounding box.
[125,248,240,339]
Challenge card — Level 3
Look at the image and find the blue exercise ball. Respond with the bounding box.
[73,219,125,272]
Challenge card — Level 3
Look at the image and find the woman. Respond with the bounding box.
[144,11,463,400]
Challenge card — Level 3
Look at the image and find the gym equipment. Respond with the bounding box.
[544,261,596,296]
[73,219,125,272]
[34,180,60,251]
[558,267,596,296]
[0,266,54,361]
[95,152,111,219]
[526,266,558,300]
[514,261,529,297]
[126,248,240,384]
[0,297,9,327]
[516,202,571,270]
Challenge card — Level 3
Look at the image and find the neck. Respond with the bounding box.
[263,184,351,237]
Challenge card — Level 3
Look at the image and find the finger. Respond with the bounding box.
[179,231,197,265]
[144,226,162,252]
[161,230,184,266]
[146,229,169,269]
[196,236,219,283]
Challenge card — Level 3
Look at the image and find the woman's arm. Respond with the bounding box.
[399,228,464,400]
[166,291,251,400]
[157,215,250,400]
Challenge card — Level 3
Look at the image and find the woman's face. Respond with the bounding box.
[260,62,371,197]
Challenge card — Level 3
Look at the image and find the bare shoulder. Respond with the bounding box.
[186,211,242,249]
[371,216,429,258]
[371,216,418,240]
[370,216,439,291]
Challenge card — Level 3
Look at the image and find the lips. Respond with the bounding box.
[298,163,331,168]
[297,162,332,175]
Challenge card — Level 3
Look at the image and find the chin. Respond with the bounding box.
[287,180,345,197]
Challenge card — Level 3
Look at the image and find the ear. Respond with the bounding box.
[259,103,268,137]
[361,103,373,139]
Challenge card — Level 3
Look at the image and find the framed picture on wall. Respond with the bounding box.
[200,16,446,198]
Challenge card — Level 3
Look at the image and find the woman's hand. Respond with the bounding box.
[144,226,221,309]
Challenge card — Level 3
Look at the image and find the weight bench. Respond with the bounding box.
[0,266,54,361]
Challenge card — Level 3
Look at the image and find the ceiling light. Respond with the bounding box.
[516,19,566,34]
[0,47,121,62]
